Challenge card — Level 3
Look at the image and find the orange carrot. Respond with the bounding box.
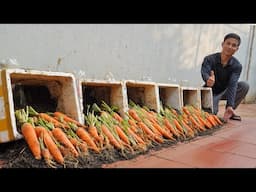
[163,118,180,137]
[128,109,141,122]
[137,122,155,137]
[189,116,206,132]
[38,127,64,165]
[152,122,174,140]
[173,119,184,133]
[58,145,72,157]
[128,119,137,127]
[88,125,103,143]
[206,115,217,127]
[143,119,162,136]
[197,115,212,129]
[52,127,79,157]
[182,107,191,116]
[34,126,47,138]
[76,127,100,153]
[112,112,123,123]
[54,112,86,128]
[41,147,52,162]
[181,120,195,137]
[21,123,41,160]
[69,137,88,154]
[115,125,130,145]
[101,124,123,149]
[137,122,163,143]
[212,115,223,125]
[39,113,67,128]
[128,127,146,145]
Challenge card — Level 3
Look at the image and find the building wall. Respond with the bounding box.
[0,24,255,102]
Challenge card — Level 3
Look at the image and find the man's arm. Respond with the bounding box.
[225,65,242,108]
[201,57,213,85]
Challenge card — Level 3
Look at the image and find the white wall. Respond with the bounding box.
[0,24,254,102]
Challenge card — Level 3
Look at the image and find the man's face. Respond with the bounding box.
[221,38,239,56]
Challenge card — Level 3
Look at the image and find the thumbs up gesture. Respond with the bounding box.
[207,70,215,87]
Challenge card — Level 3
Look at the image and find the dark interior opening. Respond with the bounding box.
[82,85,111,113]
[127,87,145,107]
[12,84,57,113]
[159,88,166,106]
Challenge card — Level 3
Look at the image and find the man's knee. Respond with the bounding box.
[238,81,249,93]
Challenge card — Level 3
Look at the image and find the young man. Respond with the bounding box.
[201,33,249,122]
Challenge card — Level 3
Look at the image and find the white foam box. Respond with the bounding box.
[0,68,82,143]
[78,80,128,118]
[124,80,160,113]
[157,83,182,111]
[200,87,213,113]
[180,86,201,109]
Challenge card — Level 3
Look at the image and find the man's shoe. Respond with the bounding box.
[230,114,242,121]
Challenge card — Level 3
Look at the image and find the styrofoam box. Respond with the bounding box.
[157,83,182,111]
[180,86,201,109]
[79,79,128,118]
[124,80,160,113]
[0,68,82,143]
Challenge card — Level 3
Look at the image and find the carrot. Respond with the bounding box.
[137,122,155,138]
[54,112,86,128]
[128,119,137,127]
[69,137,88,154]
[34,126,47,138]
[88,125,103,143]
[21,123,41,160]
[181,120,195,137]
[128,109,142,122]
[189,116,206,132]
[197,115,212,129]
[78,142,88,153]
[76,127,100,153]
[128,127,146,145]
[152,122,174,140]
[101,124,123,149]
[52,127,79,157]
[207,115,218,127]
[182,107,191,116]
[38,127,64,165]
[137,122,164,143]
[39,113,67,128]
[212,115,223,125]
[58,145,72,157]
[115,125,130,145]
[143,119,162,136]
[41,147,52,162]
[163,118,181,137]
[112,112,123,123]
[173,119,185,133]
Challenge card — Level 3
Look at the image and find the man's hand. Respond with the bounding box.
[206,70,215,87]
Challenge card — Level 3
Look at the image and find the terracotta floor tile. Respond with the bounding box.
[229,142,256,159]
[112,156,192,168]
[189,135,226,146]
[202,139,242,153]
[161,146,256,168]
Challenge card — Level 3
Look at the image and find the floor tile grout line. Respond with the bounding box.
[151,153,196,168]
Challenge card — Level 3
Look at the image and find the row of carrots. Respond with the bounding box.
[15,102,223,168]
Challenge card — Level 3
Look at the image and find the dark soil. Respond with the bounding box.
[0,126,222,168]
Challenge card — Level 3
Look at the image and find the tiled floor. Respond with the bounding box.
[102,103,256,168]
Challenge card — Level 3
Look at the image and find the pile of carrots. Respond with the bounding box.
[15,102,223,168]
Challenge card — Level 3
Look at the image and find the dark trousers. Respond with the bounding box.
[213,81,249,115]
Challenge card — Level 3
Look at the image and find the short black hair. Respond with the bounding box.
[224,33,241,46]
